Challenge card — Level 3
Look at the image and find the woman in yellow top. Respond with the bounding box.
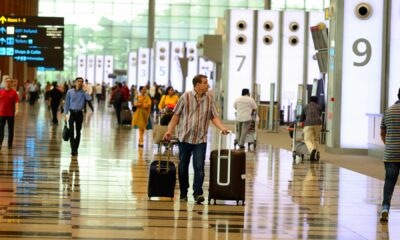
[132,86,152,147]
[158,86,179,112]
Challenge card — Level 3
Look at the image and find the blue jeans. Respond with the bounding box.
[383,162,400,207]
[178,142,207,197]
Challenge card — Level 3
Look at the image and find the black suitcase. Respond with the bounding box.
[208,132,246,205]
[121,101,130,110]
[120,109,132,124]
[148,144,176,199]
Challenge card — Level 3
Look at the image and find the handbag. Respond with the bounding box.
[62,121,70,141]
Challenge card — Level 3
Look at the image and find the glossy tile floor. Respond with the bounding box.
[0,101,397,239]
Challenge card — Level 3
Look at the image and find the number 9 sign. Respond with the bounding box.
[337,0,383,149]
[352,38,371,66]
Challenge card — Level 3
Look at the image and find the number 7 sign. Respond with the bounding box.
[222,9,255,120]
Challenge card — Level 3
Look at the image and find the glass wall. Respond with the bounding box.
[38,0,327,82]
[272,0,330,10]
[154,0,264,41]
[38,0,149,82]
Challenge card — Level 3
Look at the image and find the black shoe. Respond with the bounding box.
[7,146,12,149]
[194,195,205,204]
[71,151,78,156]
[310,149,316,161]
[239,145,245,150]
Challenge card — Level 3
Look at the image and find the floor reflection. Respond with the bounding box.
[0,102,397,239]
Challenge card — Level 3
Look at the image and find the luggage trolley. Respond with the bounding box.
[234,112,257,150]
[288,120,320,163]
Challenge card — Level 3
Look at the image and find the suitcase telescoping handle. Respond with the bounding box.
[217,130,232,186]
[158,140,172,173]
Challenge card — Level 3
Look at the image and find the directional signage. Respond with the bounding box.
[0,16,64,70]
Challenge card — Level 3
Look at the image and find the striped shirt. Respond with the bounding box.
[174,90,218,144]
[381,103,400,162]
[302,102,322,126]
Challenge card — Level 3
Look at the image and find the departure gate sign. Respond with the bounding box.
[0,16,64,70]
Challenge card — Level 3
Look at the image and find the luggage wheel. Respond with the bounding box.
[292,151,296,161]
[236,200,245,206]
[301,154,304,161]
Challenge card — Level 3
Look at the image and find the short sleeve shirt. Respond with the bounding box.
[0,89,19,116]
[174,91,218,144]
[381,103,400,162]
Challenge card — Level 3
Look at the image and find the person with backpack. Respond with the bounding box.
[109,83,124,125]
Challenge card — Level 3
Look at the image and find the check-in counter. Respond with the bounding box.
[366,113,384,158]
[258,104,278,129]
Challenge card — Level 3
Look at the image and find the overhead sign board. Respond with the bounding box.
[0,16,64,70]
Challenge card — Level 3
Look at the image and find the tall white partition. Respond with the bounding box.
[388,0,400,106]
[223,9,255,120]
[76,55,86,80]
[198,57,215,89]
[169,41,184,92]
[86,55,95,83]
[340,1,383,148]
[137,48,150,87]
[307,11,327,84]
[95,55,104,84]
[255,10,281,102]
[127,51,137,87]
[185,41,198,92]
[154,41,170,87]
[103,55,113,85]
[149,48,154,86]
[281,11,305,122]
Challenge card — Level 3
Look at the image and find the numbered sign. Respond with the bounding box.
[154,41,170,87]
[95,55,104,84]
[307,12,327,84]
[340,1,383,148]
[281,11,305,122]
[103,55,113,85]
[127,51,137,87]
[76,55,86,80]
[185,41,198,92]
[86,55,95,83]
[388,0,400,106]
[255,10,281,102]
[169,41,184,92]
[223,9,255,120]
[137,48,150,87]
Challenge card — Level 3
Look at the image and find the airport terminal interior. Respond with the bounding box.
[0,0,399,239]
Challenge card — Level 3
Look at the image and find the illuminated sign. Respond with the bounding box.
[340,1,383,148]
[0,16,64,70]
[388,0,400,106]
[223,9,255,120]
